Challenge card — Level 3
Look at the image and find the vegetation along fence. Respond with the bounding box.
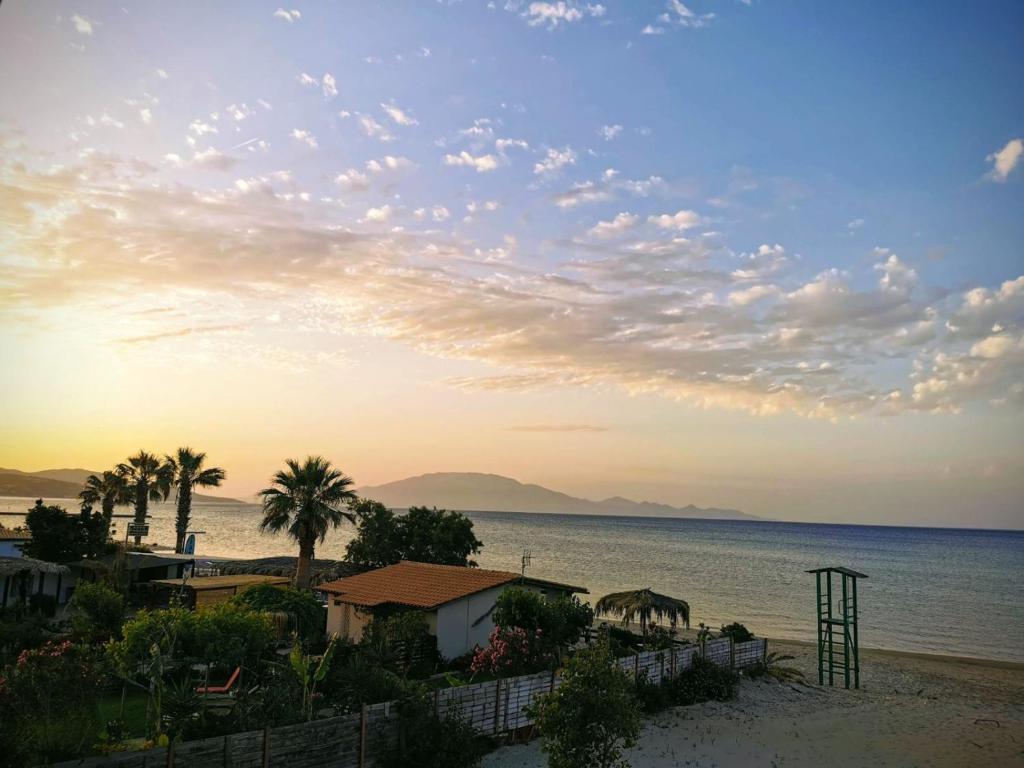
[52,637,767,768]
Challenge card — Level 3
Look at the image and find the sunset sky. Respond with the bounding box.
[1,1,1022,528]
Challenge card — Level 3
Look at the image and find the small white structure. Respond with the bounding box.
[0,530,30,558]
[320,560,587,660]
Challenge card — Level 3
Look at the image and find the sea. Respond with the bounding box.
[3,497,1022,663]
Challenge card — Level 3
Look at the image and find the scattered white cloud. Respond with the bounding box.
[588,212,639,238]
[138,108,152,125]
[190,147,239,171]
[641,24,665,35]
[444,150,499,172]
[335,168,370,190]
[986,138,1023,182]
[381,101,418,127]
[273,8,301,22]
[534,146,576,176]
[366,155,413,173]
[322,73,337,100]
[189,119,217,136]
[290,128,318,149]
[728,284,781,306]
[648,209,701,230]
[600,124,623,141]
[155,68,169,79]
[358,114,394,142]
[524,2,606,28]
[70,14,96,35]
[296,72,319,88]
[363,204,393,223]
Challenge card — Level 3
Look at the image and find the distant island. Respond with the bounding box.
[358,472,756,521]
[0,467,244,504]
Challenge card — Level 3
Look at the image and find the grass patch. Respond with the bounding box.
[97,689,149,738]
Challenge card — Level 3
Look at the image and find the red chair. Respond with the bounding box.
[196,666,240,695]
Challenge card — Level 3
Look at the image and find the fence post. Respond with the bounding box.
[493,679,502,736]
[359,704,367,768]
[433,688,439,717]
[262,727,270,768]
[223,734,230,768]
[670,647,676,679]
[166,738,175,768]
[763,638,769,663]
[634,653,639,680]
[729,637,736,670]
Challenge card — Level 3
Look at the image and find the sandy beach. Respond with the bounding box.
[483,640,1024,768]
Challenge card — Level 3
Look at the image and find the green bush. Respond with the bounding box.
[634,668,673,714]
[71,582,125,641]
[530,642,641,768]
[669,656,739,705]
[325,652,418,712]
[231,584,326,641]
[718,622,754,643]
[0,612,52,667]
[492,587,594,651]
[377,698,491,768]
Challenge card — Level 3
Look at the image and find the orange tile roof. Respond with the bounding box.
[0,529,30,541]
[319,561,521,609]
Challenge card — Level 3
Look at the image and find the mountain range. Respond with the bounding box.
[0,467,243,504]
[357,472,756,520]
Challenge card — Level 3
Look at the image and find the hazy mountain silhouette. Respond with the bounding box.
[0,467,243,504]
[358,472,756,520]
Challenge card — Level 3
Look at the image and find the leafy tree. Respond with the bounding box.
[289,634,338,720]
[117,451,173,545]
[258,456,357,589]
[165,447,226,553]
[78,469,131,542]
[493,588,594,650]
[22,499,85,563]
[70,581,125,641]
[345,501,483,568]
[231,583,326,641]
[530,641,641,768]
[718,622,754,643]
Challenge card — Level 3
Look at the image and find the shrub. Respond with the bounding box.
[634,668,673,714]
[362,610,439,676]
[530,641,641,768]
[471,625,548,676]
[669,656,738,705]
[325,653,419,712]
[718,622,754,643]
[231,584,326,641]
[492,587,594,655]
[377,697,491,768]
[71,582,125,641]
[0,612,52,667]
[643,624,677,650]
[0,640,104,766]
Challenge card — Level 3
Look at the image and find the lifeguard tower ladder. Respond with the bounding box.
[806,566,867,689]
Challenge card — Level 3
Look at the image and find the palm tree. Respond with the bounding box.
[117,451,173,546]
[166,447,226,553]
[595,588,691,635]
[79,469,131,541]
[258,457,357,589]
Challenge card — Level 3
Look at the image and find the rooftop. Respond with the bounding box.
[319,560,585,610]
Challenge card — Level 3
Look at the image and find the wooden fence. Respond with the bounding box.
[51,638,767,768]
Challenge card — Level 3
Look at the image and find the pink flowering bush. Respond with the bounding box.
[471,625,549,676]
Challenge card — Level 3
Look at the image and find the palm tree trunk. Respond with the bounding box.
[133,481,148,546]
[101,497,115,541]
[174,482,192,553]
[295,538,314,590]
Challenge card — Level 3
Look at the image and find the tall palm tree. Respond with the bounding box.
[117,451,173,545]
[166,447,226,554]
[258,456,357,589]
[78,470,132,542]
[595,588,691,635]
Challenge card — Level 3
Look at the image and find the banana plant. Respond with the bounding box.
[290,633,338,721]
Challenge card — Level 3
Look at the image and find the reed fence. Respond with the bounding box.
[51,637,767,768]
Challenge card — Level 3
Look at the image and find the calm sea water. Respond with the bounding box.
[3,497,1022,662]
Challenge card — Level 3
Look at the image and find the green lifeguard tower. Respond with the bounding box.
[806,566,867,689]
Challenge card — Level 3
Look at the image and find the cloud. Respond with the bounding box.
[534,146,576,176]
[290,129,318,149]
[588,212,639,238]
[119,324,243,344]
[552,171,664,208]
[273,8,301,22]
[523,2,606,28]
[335,168,370,190]
[358,115,394,142]
[648,209,701,230]
[3,146,1021,420]
[322,73,337,100]
[381,102,418,127]
[189,147,239,172]
[296,72,319,88]
[986,138,1023,182]
[139,108,153,125]
[600,124,623,141]
[444,151,499,172]
[641,24,665,35]
[70,15,96,35]
[189,119,217,136]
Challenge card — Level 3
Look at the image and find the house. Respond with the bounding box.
[0,529,31,558]
[0,556,72,608]
[72,551,196,587]
[150,574,291,609]
[319,560,587,660]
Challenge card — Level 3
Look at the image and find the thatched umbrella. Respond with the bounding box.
[594,588,690,634]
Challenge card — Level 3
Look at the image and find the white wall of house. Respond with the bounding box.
[435,585,510,660]
[326,600,374,642]
[0,540,27,557]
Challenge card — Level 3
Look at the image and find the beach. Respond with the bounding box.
[483,639,1024,768]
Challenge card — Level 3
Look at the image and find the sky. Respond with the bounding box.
[0,1,1022,528]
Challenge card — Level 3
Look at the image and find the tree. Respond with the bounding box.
[117,451,172,545]
[594,588,690,635]
[530,641,641,768]
[258,456,357,589]
[345,501,483,568]
[78,470,130,542]
[231,583,326,641]
[22,499,85,563]
[165,447,225,553]
[70,582,125,641]
[493,587,594,651]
